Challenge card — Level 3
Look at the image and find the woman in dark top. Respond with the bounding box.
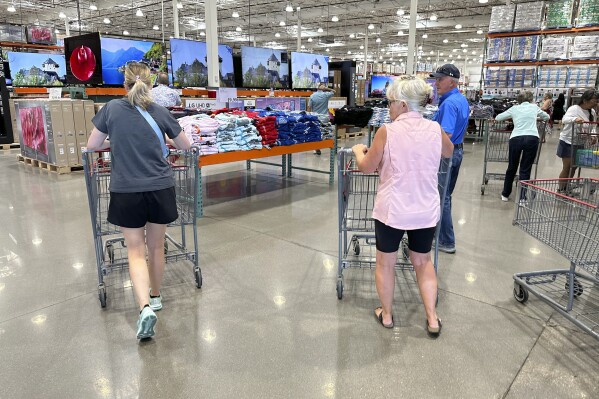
[87,62,190,341]
[552,93,566,125]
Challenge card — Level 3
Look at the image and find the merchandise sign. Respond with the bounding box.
[48,88,62,100]
[185,99,226,110]
[227,100,244,109]
[217,87,238,103]
[328,100,346,109]
[243,99,256,107]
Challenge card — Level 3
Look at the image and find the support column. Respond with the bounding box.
[172,0,179,38]
[363,27,368,79]
[406,0,418,75]
[296,7,301,51]
[64,20,70,36]
[205,0,219,87]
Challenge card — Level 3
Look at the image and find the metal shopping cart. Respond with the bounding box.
[480,120,547,195]
[512,178,599,340]
[83,148,201,308]
[336,148,452,299]
[570,121,599,176]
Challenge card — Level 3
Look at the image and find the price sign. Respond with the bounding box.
[328,100,346,109]
[185,99,226,110]
[217,88,238,103]
[243,99,256,107]
[48,88,62,99]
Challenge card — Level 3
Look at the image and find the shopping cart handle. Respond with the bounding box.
[338,147,354,154]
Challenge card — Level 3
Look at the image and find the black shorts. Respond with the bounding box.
[556,140,582,159]
[108,187,178,228]
[374,219,436,254]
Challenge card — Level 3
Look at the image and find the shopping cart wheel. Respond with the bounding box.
[164,240,169,255]
[194,268,202,289]
[336,279,343,300]
[353,243,360,256]
[401,239,409,260]
[480,185,485,195]
[98,285,107,308]
[565,278,583,297]
[513,284,529,303]
[484,178,489,185]
[106,243,114,264]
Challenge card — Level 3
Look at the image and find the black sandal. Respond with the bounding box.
[374,307,394,328]
[426,318,442,338]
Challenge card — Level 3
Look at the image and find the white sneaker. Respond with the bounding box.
[501,195,509,202]
[136,306,157,340]
[149,289,162,311]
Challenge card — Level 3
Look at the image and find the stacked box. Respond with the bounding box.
[485,68,509,87]
[537,66,569,87]
[576,0,599,27]
[570,35,599,58]
[545,0,575,28]
[487,37,513,62]
[514,2,545,31]
[567,66,599,87]
[508,68,536,88]
[576,150,599,168]
[511,36,541,61]
[489,5,516,33]
[539,36,570,59]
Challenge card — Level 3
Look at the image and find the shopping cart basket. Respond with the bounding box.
[480,120,547,195]
[570,121,599,174]
[336,148,452,299]
[83,147,201,308]
[512,178,599,340]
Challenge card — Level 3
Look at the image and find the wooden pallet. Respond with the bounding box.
[0,143,20,150]
[17,155,83,174]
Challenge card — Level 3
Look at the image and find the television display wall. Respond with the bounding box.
[100,37,166,85]
[170,38,235,88]
[7,51,66,86]
[241,46,289,89]
[64,32,103,85]
[291,52,329,89]
[370,75,397,98]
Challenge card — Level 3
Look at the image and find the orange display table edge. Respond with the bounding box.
[196,139,337,217]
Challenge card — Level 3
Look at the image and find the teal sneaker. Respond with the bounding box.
[136,306,157,340]
[149,289,162,311]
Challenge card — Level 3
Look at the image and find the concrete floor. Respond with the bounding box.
[0,128,598,398]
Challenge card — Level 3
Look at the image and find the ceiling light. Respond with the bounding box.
[444,59,448,62]
[275,32,281,37]
[380,55,383,59]
[376,37,381,43]
[398,31,404,36]
[306,37,312,42]
[430,50,434,54]
[286,4,293,12]
[317,27,323,33]
[418,46,422,50]
[389,57,393,61]
[236,26,242,32]
[103,17,111,24]
[449,54,453,58]
[457,55,461,59]
[280,21,286,26]
[326,48,329,52]
[349,33,355,38]
[359,45,364,49]
[136,8,143,17]
[332,16,339,22]
[479,0,488,3]
[443,39,449,43]
[427,57,431,60]
[397,9,405,16]
[463,49,468,52]
[461,43,468,47]
[430,15,438,21]
[301,45,305,49]
[200,32,205,36]
[59,11,66,18]
[422,34,428,39]
[472,50,476,54]
[453,49,458,52]
[153,25,159,30]
[7,5,15,12]
[55,29,59,34]
[455,24,462,29]
[469,60,473,64]
[123,30,130,35]
[176,2,183,9]
[368,24,375,30]
[477,29,483,34]
[347,50,351,54]
[89,4,97,11]
[232,11,239,18]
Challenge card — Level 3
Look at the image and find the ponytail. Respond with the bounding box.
[124,62,153,109]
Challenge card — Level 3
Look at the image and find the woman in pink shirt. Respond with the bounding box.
[352,76,453,337]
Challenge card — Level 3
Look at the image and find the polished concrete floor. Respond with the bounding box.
[0,129,598,398]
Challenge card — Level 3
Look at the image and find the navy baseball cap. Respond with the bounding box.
[430,64,460,79]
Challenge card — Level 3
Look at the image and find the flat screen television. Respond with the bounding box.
[370,75,397,98]
[100,37,166,85]
[64,32,103,85]
[290,51,329,89]
[241,46,289,89]
[26,26,55,45]
[170,38,235,88]
[7,51,66,86]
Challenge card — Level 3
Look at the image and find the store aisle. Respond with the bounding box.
[0,132,597,398]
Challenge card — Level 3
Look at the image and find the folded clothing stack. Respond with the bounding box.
[368,107,392,127]
[214,114,263,152]
[258,111,323,146]
[177,114,220,155]
[254,116,279,147]
[470,104,494,119]
[314,113,334,140]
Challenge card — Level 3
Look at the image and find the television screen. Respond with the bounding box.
[100,37,166,85]
[170,38,235,88]
[64,32,103,85]
[241,46,289,89]
[290,52,329,89]
[26,26,55,45]
[370,75,396,98]
[7,51,66,86]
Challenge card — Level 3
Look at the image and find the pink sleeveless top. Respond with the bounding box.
[372,111,442,230]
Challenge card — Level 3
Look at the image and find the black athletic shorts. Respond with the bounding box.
[374,219,436,254]
[556,139,582,159]
[107,187,178,228]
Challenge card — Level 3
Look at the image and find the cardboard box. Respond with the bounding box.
[72,100,87,164]
[8,99,18,144]
[48,101,68,166]
[61,102,78,165]
[83,100,95,138]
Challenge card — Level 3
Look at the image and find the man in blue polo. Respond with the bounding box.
[430,64,469,254]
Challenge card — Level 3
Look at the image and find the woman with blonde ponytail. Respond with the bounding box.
[87,61,190,341]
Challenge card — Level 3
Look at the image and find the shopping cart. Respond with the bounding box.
[570,121,599,175]
[83,148,201,308]
[512,178,599,340]
[480,120,547,195]
[336,148,452,299]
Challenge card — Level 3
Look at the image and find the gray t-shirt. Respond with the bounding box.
[92,98,182,193]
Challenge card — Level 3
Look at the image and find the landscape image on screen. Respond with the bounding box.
[241,46,289,89]
[370,75,396,98]
[100,37,166,85]
[7,51,65,86]
[291,52,329,89]
[170,39,235,88]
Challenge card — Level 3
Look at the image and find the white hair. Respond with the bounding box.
[386,76,433,112]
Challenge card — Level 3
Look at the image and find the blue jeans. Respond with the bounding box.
[439,147,463,247]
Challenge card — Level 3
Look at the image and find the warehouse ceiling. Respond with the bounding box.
[0,0,539,67]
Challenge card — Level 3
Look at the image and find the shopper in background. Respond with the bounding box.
[540,92,553,135]
[556,89,597,190]
[430,64,469,254]
[309,83,335,155]
[495,91,549,202]
[552,93,566,127]
[86,62,191,341]
[352,76,453,337]
[151,72,181,108]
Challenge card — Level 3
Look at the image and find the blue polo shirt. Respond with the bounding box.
[433,88,469,145]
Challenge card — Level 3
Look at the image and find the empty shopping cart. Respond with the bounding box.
[480,120,547,195]
[512,178,599,340]
[83,148,201,308]
[336,148,451,299]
